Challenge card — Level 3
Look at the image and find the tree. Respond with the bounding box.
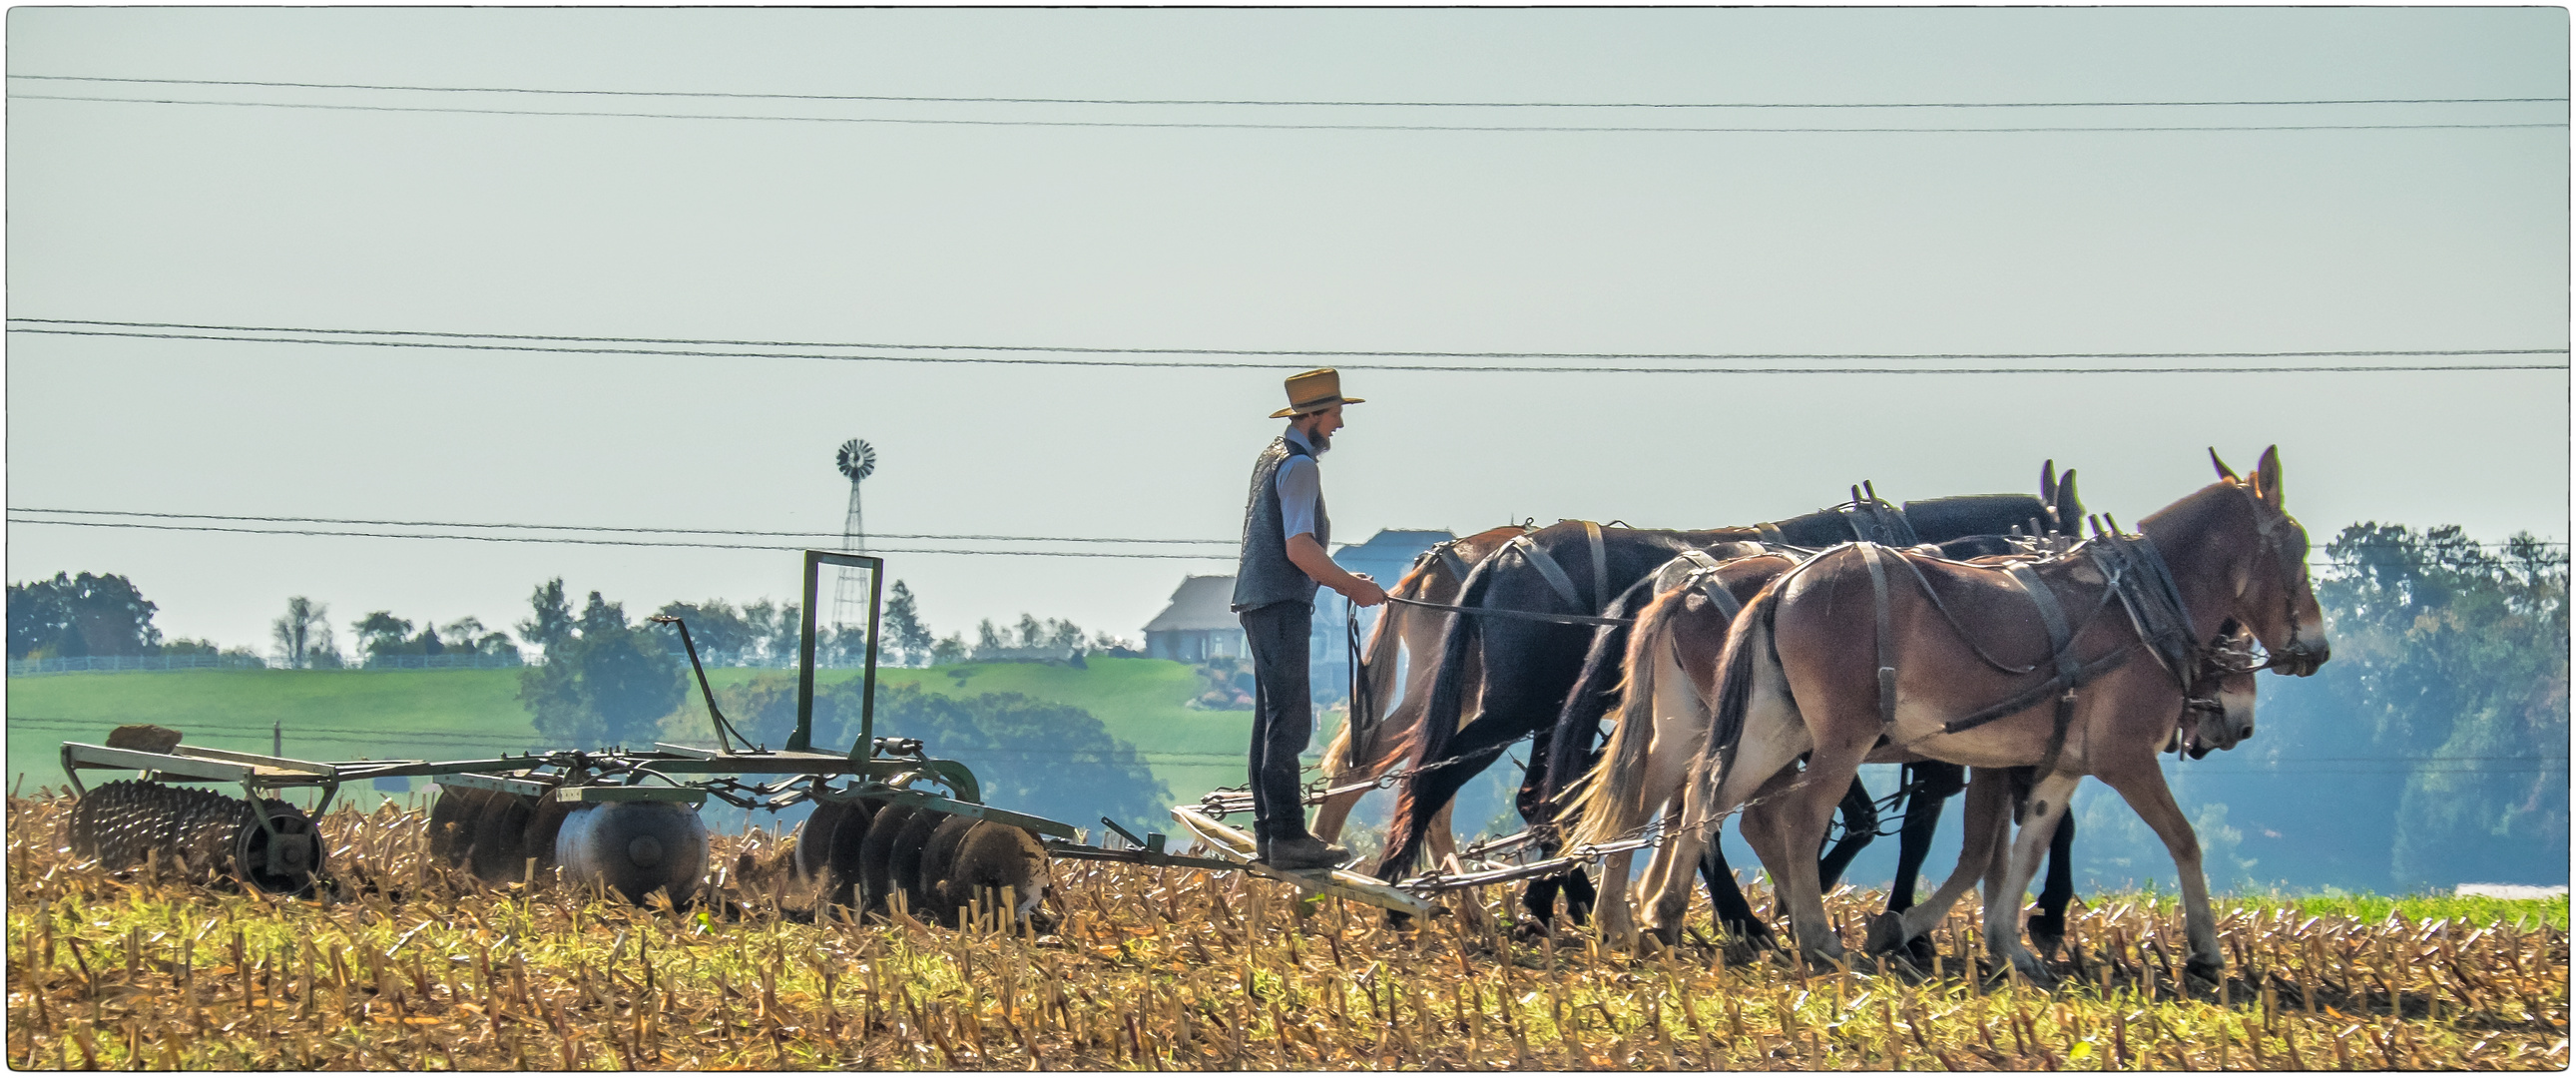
[442,616,520,662]
[930,634,967,667]
[882,581,935,668]
[656,600,754,666]
[518,578,575,655]
[6,572,162,658]
[741,599,801,668]
[578,591,627,637]
[351,611,415,658]
[975,619,1006,655]
[518,588,684,750]
[271,596,334,669]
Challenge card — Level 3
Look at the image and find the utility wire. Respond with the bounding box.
[13,91,2566,135]
[3,516,1236,560]
[12,506,2560,552]
[8,506,1235,547]
[11,321,2562,375]
[0,515,2507,570]
[12,74,2565,111]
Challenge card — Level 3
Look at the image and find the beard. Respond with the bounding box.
[1299,421,1332,453]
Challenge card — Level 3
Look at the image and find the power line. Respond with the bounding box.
[22,506,2558,556]
[14,91,2566,135]
[11,320,2562,375]
[3,516,1235,560]
[9,506,1234,547]
[13,73,2565,111]
[0,515,2509,571]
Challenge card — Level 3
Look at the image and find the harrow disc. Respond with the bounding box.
[467,794,539,883]
[66,781,323,893]
[554,802,709,905]
[428,786,494,867]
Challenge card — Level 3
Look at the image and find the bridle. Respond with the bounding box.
[2237,486,2324,676]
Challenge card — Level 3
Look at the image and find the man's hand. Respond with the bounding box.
[1286,533,1388,608]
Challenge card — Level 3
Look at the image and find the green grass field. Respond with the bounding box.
[5,658,1253,808]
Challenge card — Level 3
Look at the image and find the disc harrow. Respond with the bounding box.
[66,779,322,893]
[50,548,1490,923]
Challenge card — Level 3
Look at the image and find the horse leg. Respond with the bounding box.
[2092,761,2225,985]
[1981,770,2082,986]
[1639,721,1804,947]
[2026,810,2078,960]
[1888,762,1964,912]
[1695,835,1777,951]
[1426,799,1459,867]
[1815,777,1878,893]
[1765,737,1877,969]
[1876,767,2007,959]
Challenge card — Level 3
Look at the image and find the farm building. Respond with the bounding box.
[1142,576,1245,662]
[1141,529,1456,698]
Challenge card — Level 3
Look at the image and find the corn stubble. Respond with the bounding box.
[6,793,2567,1070]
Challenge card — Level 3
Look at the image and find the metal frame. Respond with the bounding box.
[51,548,1476,913]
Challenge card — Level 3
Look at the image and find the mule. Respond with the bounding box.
[1308,526,1525,859]
[1645,447,2326,984]
[1554,534,2075,948]
[1375,467,2084,895]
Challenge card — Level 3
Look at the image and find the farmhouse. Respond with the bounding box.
[1141,529,1455,696]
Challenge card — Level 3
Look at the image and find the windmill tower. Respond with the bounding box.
[830,438,877,645]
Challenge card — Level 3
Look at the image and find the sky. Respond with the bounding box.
[5,7,2569,658]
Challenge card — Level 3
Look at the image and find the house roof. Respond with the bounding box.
[1143,575,1243,633]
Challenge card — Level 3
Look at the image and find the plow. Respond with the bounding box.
[53,548,1496,921]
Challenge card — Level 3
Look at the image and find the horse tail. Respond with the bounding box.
[1382,551,1498,869]
[1566,583,1696,846]
[1541,575,1657,815]
[1704,578,1785,804]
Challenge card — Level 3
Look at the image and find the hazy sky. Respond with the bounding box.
[7,7,2568,657]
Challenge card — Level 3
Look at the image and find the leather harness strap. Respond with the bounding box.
[1584,521,1608,611]
[1672,548,1743,620]
[1510,534,1586,612]
[1857,542,1899,727]
[2006,562,2087,777]
[1436,542,1474,582]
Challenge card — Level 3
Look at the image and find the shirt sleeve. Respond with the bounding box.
[1275,455,1320,540]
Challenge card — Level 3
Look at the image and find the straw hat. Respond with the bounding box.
[1270,367,1366,419]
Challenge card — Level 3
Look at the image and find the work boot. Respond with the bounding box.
[1257,832,1351,872]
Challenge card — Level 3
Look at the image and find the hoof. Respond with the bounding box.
[2185,957,2226,989]
[1863,911,1910,956]
[2005,951,2060,989]
[1904,933,1937,969]
[2027,910,2067,960]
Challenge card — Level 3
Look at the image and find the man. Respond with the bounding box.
[1234,367,1388,871]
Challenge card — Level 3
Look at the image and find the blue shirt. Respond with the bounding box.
[1277,426,1322,541]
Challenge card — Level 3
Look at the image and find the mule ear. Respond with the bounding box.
[2209,447,2239,482]
[2254,445,2284,510]
[2054,469,2081,534]
[2039,459,2057,504]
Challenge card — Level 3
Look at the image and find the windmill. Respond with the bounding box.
[829,438,877,652]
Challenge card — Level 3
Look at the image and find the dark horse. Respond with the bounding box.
[1375,466,2084,932]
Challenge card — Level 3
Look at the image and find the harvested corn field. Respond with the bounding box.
[5,793,2568,1070]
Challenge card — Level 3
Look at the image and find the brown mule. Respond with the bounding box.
[1557,550,1800,942]
[1643,447,2327,984]
[1308,525,1523,856]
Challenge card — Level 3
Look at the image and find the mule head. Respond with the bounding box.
[2225,445,2331,676]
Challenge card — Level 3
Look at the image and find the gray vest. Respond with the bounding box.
[1232,436,1329,611]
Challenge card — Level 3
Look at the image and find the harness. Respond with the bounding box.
[1855,531,2211,778]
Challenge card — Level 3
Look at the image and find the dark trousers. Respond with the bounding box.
[1240,601,1314,842]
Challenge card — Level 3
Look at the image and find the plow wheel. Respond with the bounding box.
[466,794,539,883]
[553,802,710,905]
[797,799,873,907]
[66,781,323,894]
[522,789,577,873]
[428,786,494,867]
